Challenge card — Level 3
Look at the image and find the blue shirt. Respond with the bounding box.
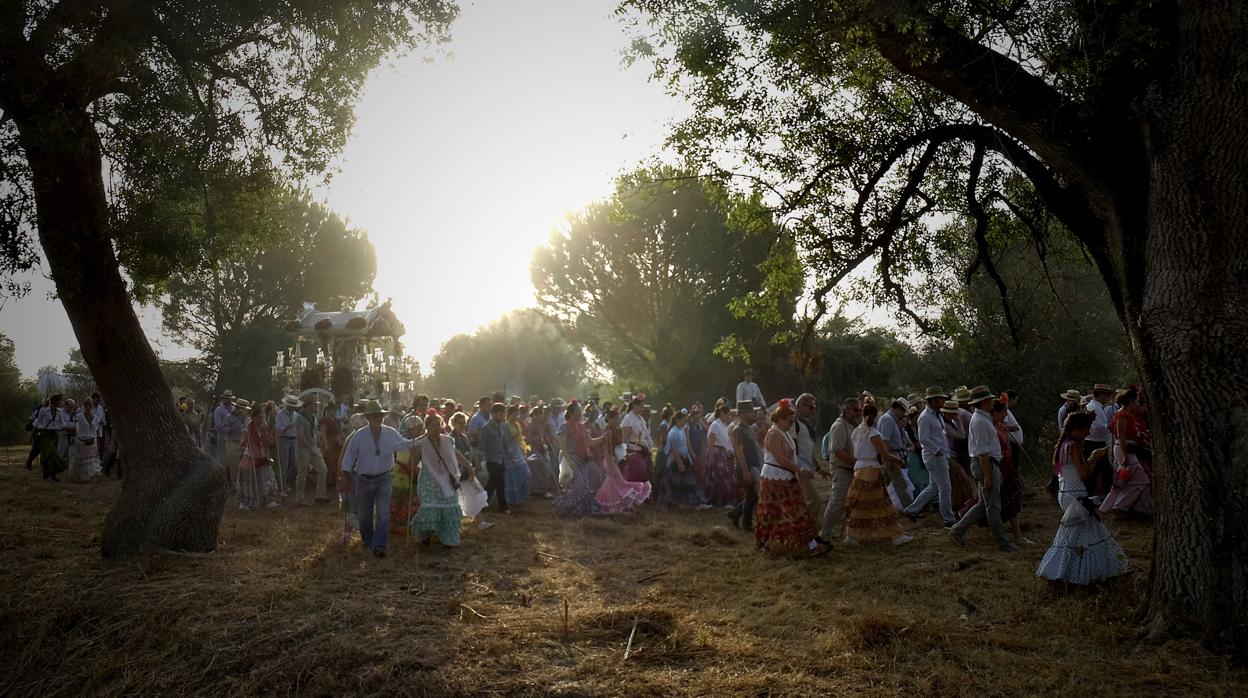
[665,425,691,460]
[341,425,419,475]
[468,410,489,443]
[917,407,948,460]
[877,411,907,454]
[479,419,508,464]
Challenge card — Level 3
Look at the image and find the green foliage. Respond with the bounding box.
[0,333,39,444]
[154,188,376,394]
[0,0,457,294]
[531,167,801,401]
[425,309,586,402]
[61,349,97,397]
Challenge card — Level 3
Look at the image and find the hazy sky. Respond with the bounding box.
[0,0,687,378]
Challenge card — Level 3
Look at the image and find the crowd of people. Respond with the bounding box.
[22,369,1150,587]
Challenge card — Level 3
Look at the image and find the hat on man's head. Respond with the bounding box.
[952,386,973,403]
[736,400,754,412]
[551,398,566,408]
[968,385,995,404]
[222,390,235,399]
[235,399,252,411]
[360,400,388,417]
[1060,389,1082,401]
[924,386,949,400]
[1092,383,1114,394]
[282,395,303,409]
[892,397,911,411]
[940,402,962,414]
[907,393,922,406]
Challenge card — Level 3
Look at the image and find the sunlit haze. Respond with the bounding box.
[0,0,686,378]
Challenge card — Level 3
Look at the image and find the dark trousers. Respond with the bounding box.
[26,431,40,468]
[486,461,508,512]
[732,468,759,530]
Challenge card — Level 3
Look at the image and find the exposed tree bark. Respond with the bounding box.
[14,105,225,559]
[1120,1,1248,653]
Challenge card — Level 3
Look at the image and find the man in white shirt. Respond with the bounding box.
[949,386,1016,552]
[33,395,67,481]
[1002,388,1024,473]
[735,368,765,410]
[275,395,301,494]
[903,387,958,526]
[295,400,328,505]
[341,400,421,557]
[790,393,827,515]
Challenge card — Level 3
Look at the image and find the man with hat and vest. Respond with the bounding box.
[949,386,1018,552]
[341,400,423,557]
[275,395,302,494]
[818,396,862,539]
[903,387,958,526]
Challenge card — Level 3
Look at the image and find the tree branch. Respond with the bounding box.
[964,142,1021,347]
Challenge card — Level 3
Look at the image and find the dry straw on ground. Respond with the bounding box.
[0,445,1243,696]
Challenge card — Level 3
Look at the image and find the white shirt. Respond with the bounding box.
[917,407,948,460]
[33,405,65,431]
[761,428,796,480]
[341,425,419,476]
[968,409,1002,460]
[735,380,765,408]
[1087,398,1111,443]
[851,425,882,470]
[1004,408,1023,445]
[789,418,816,471]
[77,415,99,441]
[707,418,731,450]
[621,411,653,450]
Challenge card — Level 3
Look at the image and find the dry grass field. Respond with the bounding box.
[1,445,1243,697]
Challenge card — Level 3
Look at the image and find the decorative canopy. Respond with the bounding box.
[283,301,405,339]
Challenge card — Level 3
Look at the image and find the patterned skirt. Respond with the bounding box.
[529,453,558,496]
[239,456,281,509]
[660,460,702,507]
[1099,460,1153,515]
[754,477,818,555]
[410,471,463,546]
[843,468,904,543]
[505,451,532,504]
[1036,507,1129,585]
[703,447,738,506]
[949,459,978,512]
[553,454,605,518]
[595,467,651,514]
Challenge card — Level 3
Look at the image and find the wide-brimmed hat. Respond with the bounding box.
[940,402,962,414]
[907,393,922,405]
[282,395,303,409]
[550,398,566,408]
[968,385,995,404]
[221,390,235,400]
[1060,389,1081,401]
[736,400,755,412]
[952,386,973,402]
[235,399,252,411]
[360,400,388,417]
[892,396,911,411]
[1092,383,1114,394]
[924,386,948,400]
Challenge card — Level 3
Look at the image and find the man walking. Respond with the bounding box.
[819,397,861,539]
[479,403,510,513]
[275,395,301,494]
[296,400,329,505]
[1084,383,1115,496]
[213,392,243,493]
[904,387,958,526]
[340,400,421,557]
[877,397,915,509]
[728,400,762,531]
[791,393,827,515]
[949,386,1017,552]
[32,395,66,481]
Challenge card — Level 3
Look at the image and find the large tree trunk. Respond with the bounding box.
[1124,1,1248,655]
[16,107,225,559]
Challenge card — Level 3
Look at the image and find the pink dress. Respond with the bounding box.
[595,443,651,513]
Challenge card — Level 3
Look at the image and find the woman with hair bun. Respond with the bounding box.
[843,401,912,546]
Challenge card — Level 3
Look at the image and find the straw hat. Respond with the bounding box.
[1060,389,1081,401]
[940,402,962,414]
[736,400,754,412]
[952,386,973,403]
[1092,383,1114,394]
[968,385,995,404]
[235,399,252,411]
[907,393,922,406]
[281,395,303,409]
[221,389,235,400]
[892,397,911,411]
[924,386,948,400]
[359,400,388,417]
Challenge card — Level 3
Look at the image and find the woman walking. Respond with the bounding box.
[526,404,559,497]
[754,400,832,557]
[239,402,282,510]
[661,409,704,508]
[504,405,533,505]
[553,402,606,517]
[702,401,739,507]
[1037,412,1129,587]
[842,402,913,546]
[594,408,651,514]
[1099,388,1154,517]
[450,411,491,531]
[410,413,467,547]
